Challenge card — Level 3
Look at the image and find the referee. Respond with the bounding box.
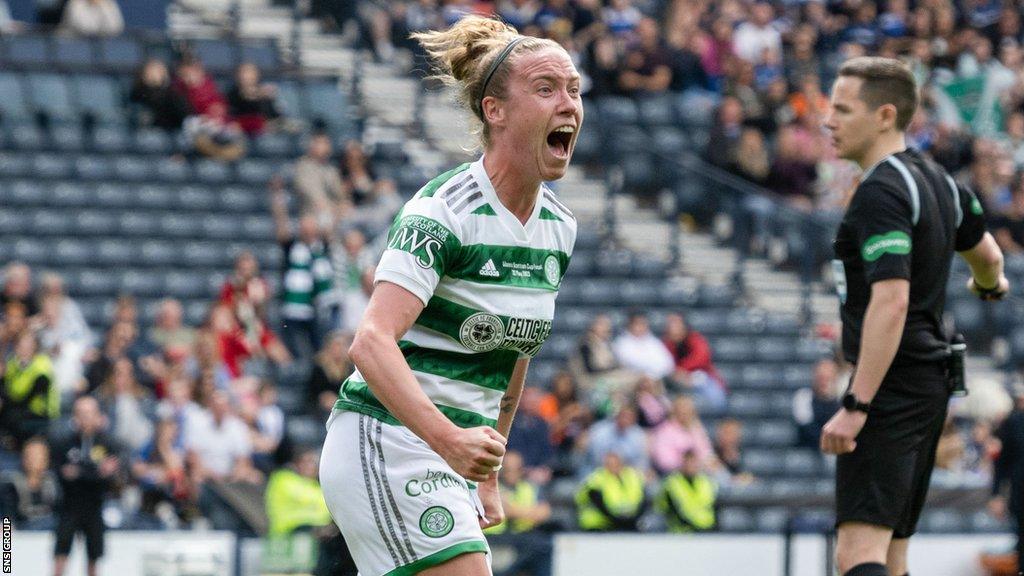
[821,56,1009,576]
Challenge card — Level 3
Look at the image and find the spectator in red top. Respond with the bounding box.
[662,313,727,409]
[219,252,291,368]
[173,56,226,117]
[207,304,251,381]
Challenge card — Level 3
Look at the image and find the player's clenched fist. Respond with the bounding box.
[435,426,507,482]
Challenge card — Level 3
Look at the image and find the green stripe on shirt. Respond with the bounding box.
[398,340,518,391]
[335,380,498,428]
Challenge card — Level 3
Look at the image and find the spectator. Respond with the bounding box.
[60,0,123,37]
[601,0,640,38]
[240,380,284,474]
[147,298,196,358]
[632,375,670,429]
[992,175,1024,254]
[0,436,59,529]
[340,141,402,234]
[711,418,754,486]
[129,59,192,132]
[294,134,347,216]
[155,377,203,437]
[584,35,623,97]
[227,62,282,136]
[649,396,713,476]
[509,387,555,485]
[183,101,247,162]
[308,331,351,419]
[219,251,290,368]
[583,405,648,473]
[207,303,255,381]
[616,17,672,96]
[793,358,842,450]
[788,74,830,125]
[767,126,818,210]
[0,302,28,362]
[484,450,554,576]
[2,262,37,317]
[728,127,771,185]
[51,396,124,576]
[83,321,136,396]
[662,313,727,408]
[705,97,745,169]
[96,358,155,453]
[733,0,781,64]
[331,228,376,333]
[538,372,591,476]
[0,332,58,447]
[173,57,226,118]
[575,451,647,531]
[657,449,717,533]
[612,311,674,380]
[131,418,191,528]
[184,390,260,485]
[265,446,332,536]
[271,178,335,361]
[572,314,637,412]
[37,273,93,396]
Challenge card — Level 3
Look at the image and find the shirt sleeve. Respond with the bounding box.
[374,196,463,306]
[952,179,987,252]
[848,180,914,283]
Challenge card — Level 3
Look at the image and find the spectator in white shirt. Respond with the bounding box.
[613,311,675,380]
[60,0,124,37]
[184,390,261,484]
[733,1,781,64]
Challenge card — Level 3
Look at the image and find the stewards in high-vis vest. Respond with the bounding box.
[265,448,332,536]
[576,451,647,531]
[658,449,717,532]
[0,332,58,445]
[484,451,551,535]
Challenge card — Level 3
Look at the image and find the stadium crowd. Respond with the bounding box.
[0,0,1023,574]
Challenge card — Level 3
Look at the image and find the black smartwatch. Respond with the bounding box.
[842,392,871,414]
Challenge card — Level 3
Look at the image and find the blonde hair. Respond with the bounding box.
[411,16,561,147]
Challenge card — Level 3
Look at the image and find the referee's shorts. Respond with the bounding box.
[835,361,951,539]
[54,504,105,561]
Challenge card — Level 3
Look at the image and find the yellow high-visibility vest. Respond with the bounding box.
[574,466,644,531]
[658,472,716,532]
[265,469,332,536]
[4,355,58,419]
[484,480,540,535]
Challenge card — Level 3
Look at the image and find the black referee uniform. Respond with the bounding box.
[51,429,123,563]
[832,148,986,538]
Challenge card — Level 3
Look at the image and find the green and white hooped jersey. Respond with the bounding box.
[334,157,577,429]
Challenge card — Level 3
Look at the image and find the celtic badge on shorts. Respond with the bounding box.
[419,506,455,538]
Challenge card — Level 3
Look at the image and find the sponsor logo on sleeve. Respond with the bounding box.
[388,215,450,270]
[861,231,911,262]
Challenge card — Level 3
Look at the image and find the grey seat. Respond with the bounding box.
[119,270,163,296]
[0,208,27,235]
[236,158,276,185]
[164,271,210,299]
[201,214,240,239]
[159,214,201,238]
[755,337,797,363]
[76,269,118,296]
[73,74,124,124]
[194,159,233,184]
[75,210,118,236]
[0,73,30,122]
[96,239,137,266]
[75,155,114,180]
[253,132,293,157]
[717,508,754,532]
[27,74,77,122]
[178,185,218,212]
[91,125,131,152]
[7,121,45,150]
[155,157,190,182]
[139,240,180,267]
[33,153,74,179]
[6,179,44,206]
[49,123,85,152]
[0,152,31,177]
[135,128,173,154]
[119,212,158,236]
[52,239,92,266]
[13,238,49,264]
[219,186,260,213]
[711,337,752,363]
[30,208,74,236]
[53,37,96,70]
[242,216,274,241]
[93,183,131,207]
[113,155,154,181]
[183,241,224,267]
[135,185,174,210]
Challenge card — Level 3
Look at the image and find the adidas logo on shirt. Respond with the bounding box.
[479,259,500,277]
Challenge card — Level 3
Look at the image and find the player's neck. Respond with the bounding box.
[858,132,907,173]
[483,154,540,225]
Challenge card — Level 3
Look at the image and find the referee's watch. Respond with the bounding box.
[841,392,871,414]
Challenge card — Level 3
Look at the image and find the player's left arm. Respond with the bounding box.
[478,357,531,529]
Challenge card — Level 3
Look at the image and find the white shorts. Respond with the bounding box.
[320,410,491,576]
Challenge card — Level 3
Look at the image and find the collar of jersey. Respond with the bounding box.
[470,156,542,244]
[860,148,907,181]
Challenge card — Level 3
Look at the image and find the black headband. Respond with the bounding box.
[478,36,527,116]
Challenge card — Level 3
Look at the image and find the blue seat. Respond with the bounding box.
[52,37,96,69]
[729,392,770,417]
[75,155,114,180]
[183,241,224,267]
[27,74,77,122]
[30,208,74,236]
[596,96,639,127]
[194,159,233,184]
[618,280,660,306]
[0,208,27,235]
[595,250,634,276]
[740,363,782,389]
[6,179,44,205]
[274,80,303,118]
[164,271,209,299]
[52,239,92,266]
[190,38,238,74]
[98,37,143,71]
[32,153,74,179]
[160,214,201,238]
[253,132,294,157]
[242,216,274,240]
[91,125,131,152]
[119,212,159,236]
[796,338,831,362]
[304,81,351,130]
[155,157,191,182]
[0,73,31,122]
[76,270,118,296]
[113,156,154,181]
[178,185,218,212]
[96,239,137,266]
[718,508,754,532]
[50,123,85,151]
[93,183,131,207]
[658,280,700,306]
[7,121,45,150]
[619,152,658,192]
[742,449,784,476]
[782,449,821,476]
[74,210,118,236]
[710,337,751,363]
[139,240,180,267]
[4,36,49,68]
[201,214,240,239]
[651,126,689,155]
[74,75,124,124]
[239,40,280,72]
[236,158,275,184]
[570,124,600,163]
[135,185,174,210]
[749,420,796,446]
[577,279,618,305]
[219,186,260,213]
[636,94,677,127]
[134,128,173,154]
[755,337,797,362]
[119,270,163,296]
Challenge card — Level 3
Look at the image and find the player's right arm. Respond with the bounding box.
[348,194,505,483]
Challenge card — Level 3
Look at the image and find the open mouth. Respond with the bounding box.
[546,126,574,159]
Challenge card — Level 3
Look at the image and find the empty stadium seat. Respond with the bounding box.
[33,152,74,179]
[0,73,30,122]
[75,210,118,236]
[135,185,174,209]
[194,159,233,183]
[3,35,49,69]
[51,182,93,209]
[304,81,351,131]
[96,239,137,266]
[76,155,115,180]
[98,37,143,72]
[74,75,125,124]
[113,155,155,181]
[253,132,293,157]
[27,74,77,122]
[53,37,96,70]
[718,508,754,532]
[119,212,159,236]
[30,208,74,236]
[155,157,191,182]
[178,185,218,212]
[50,123,86,151]
[134,128,174,154]
[94,182,131,207]
[236,158,276,185]
[0,151,30,177]
[0,209,27,235]
[239,40,280,72]
[189,38,238,74]
[596,96,639,127]
[6,121,45,149]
